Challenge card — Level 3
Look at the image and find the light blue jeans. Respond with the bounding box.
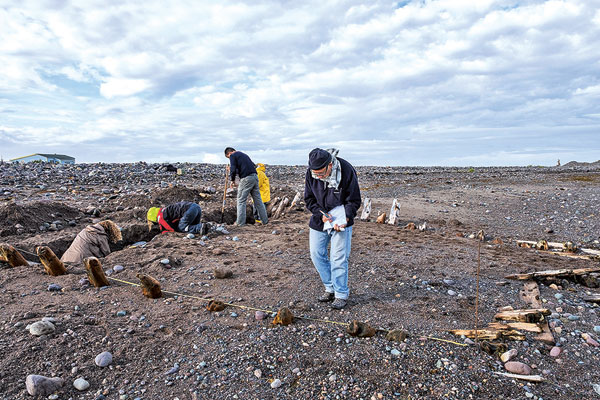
[237,174,268,226]
[309,226,353,299]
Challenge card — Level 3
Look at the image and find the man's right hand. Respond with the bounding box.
[322,214,333,223]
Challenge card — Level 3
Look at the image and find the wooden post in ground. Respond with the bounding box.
[84,257,109,287]
[273,197,289,219]
[388,199,401,225]
[36,246,67,276]
[137,273,162,298]
[0,243,29,267]
[360,198,372,221]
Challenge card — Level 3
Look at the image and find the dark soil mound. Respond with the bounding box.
[202,206,254,225]
[0,201,82,236]
[151,185,202,205]
[114,194,152,210]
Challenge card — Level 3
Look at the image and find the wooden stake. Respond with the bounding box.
[289,192,302,209]
[272,307,294,326]
[376,212,386,224]
[0,243,29,267]
[83,257,109,287]
[360,198,371,221]
[347,320,376,337]
[220,166,229,223]
[36,246,67,276]
[272,197,289,219]
[136,273,162,298]
[388,199,401,225]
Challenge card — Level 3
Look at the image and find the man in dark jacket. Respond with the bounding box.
[147,201,208,234]
[304,148,361,309]
[225,147,268,226]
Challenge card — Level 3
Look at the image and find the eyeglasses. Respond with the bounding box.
[312,164,331,177]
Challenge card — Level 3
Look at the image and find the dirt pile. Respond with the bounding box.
[0,201,82,236]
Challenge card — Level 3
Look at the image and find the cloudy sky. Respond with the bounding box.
[1,0,599,166]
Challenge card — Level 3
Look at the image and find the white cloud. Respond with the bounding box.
[1,0,599,165]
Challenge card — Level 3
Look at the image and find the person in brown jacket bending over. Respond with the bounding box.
[61,220,122,264]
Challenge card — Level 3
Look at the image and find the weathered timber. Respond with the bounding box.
[516,240,600,256]
[136,273,162,299]
[492,372,545,382]
[0,243,29,267]
[289,192,302,209]
[388,199,401,225]
[488,322,543,333]
[36,246,67,276]
[448,329,525,341]
[83,257,109,287]
[520,281,542,308]
[360,198,372,221]
[506,267,600,281]
[583,294,600,303]
[494,309,550,323]
[272,197,289,219]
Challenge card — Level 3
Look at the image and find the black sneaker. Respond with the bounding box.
[331,298,347,309]
[318,292,334,302]
[200,223,209,235]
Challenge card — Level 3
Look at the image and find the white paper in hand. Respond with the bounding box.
[323,205,347,232]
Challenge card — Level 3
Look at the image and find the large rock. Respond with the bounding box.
[29,321,55,336]
[25,375,64,396]
[504,361,532,375]
[95,351,113,367]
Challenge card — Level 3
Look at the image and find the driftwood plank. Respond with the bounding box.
[506,267,600,281]
[584,294,600,303]
[494,309,550,323]
[520,281,542,308]
[492,371,545,383]
[488,322,543,333]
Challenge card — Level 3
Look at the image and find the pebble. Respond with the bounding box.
[504,361,532,375]
[186,233,195,239]
[95,351,113,367]
[550,347,561,357]
[165,364,180,375]
[443,279,454,285]
[554,293,564,300]
[270,378,282,388]
[73,377,90,391]
[594,326,600,334]
[568,315,580,321]
[254,369,262,378]
[116,310,127,317]
[230,312,238,318]
[160,259,170,265]
[25,375,64,396]
[390,349,401,356]
[47,283,62,291]
[500,349,518,363]
[29,320,56,336]
[586,337,600,347]
[447,290,457,296]
[255,311,266,320]
[232,236,239,241]
[113,265,124,273]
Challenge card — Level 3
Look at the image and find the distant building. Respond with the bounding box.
[10,153,75,164]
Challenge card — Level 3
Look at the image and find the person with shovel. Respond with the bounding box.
[224,147,268,226]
